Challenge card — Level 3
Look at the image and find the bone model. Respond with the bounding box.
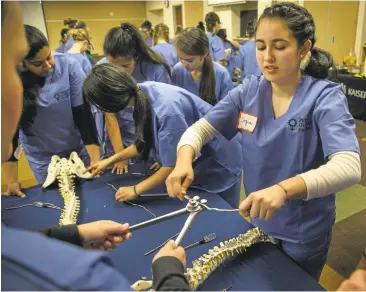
[131,227,277,291]
[185,227,277,289]
[42,152,92,226]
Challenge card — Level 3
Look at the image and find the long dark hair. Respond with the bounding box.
[216,29,234,49]
[103,23,171,77]
[83,63,153,160]
[205,12,220,33]
[175,28,216,105]
[257,2,333,79]
[19,25,49,131]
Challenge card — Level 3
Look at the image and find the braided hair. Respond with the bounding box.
[153,23,169,46]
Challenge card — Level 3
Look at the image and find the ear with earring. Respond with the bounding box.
[300,51,311,70]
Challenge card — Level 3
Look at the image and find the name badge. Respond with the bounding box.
[236,112,258,133]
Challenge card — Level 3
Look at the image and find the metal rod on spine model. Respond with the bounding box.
[129,208,188,232]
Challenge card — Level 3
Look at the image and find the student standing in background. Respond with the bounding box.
[65,19,95,65]
[236,20,261,79]
[96,23,171,174]
[152,23,179,71]
[65,28,105,158]
[140,20,154,47]
[205,12,226,66]
[172,25,183,44]
[217,29,237,80]
[173,28,233,105]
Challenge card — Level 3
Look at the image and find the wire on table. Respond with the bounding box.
[105,183,156,217]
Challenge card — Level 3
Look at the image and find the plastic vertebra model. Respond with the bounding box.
[185,227,278,290]
[131,227,278,291]
[42,152,92,226]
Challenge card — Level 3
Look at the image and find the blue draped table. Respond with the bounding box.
[2,163,323,291]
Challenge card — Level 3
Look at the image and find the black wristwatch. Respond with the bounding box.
[363,247,366,258]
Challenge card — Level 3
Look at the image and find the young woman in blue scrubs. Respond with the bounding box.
[65,28,105,157]
[205,12,226,65]
[85,63,242,208]
[65,19,95,65]
[173,28,233,105]
[166,2,361,280]
[97,23,171,174]
[152,23,179,70]
[140,20,153,47]
[3,25,100,191]
[217,29,236,80]
[236,20,261,79]
[65,28,92,74]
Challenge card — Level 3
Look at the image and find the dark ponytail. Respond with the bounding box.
[305,47,333,79]
[216,29,234,49]
[103,23,170,76]
[196,21,205,32]
[133,90,153,160]
[205,12,220,33]
[83,63,153,160]
[175,28,216,105]
[257,2,333,79]
[19,25,49,131]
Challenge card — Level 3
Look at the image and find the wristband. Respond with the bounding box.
[133,185,140,197]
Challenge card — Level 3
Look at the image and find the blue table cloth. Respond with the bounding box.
[2,163,323,291]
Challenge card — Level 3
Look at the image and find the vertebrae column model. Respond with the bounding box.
[43,152,92,226]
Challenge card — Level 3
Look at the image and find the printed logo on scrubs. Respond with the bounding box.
[54,90,70,102]
[287,118,312,132]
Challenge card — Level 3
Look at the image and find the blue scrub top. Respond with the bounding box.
[19,53,88,182]
[236,40,261,79]
[140,81,242,194]
[152,43,179,71]
[172,61,233,103]
[65,52,92,75]
[96,57,171,155]
[146,36,153,47]
[206,32,226,62]
[2,225,131,290]
[204,75,360,243]
[64,37,74,52]
[55,43,66,53]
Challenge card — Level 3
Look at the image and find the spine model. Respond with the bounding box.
[57,158,80,226]
[185,227,278,289]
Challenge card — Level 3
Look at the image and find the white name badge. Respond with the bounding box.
[236,111,258,133]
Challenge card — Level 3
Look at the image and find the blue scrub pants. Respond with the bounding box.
[281,229,332,281]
